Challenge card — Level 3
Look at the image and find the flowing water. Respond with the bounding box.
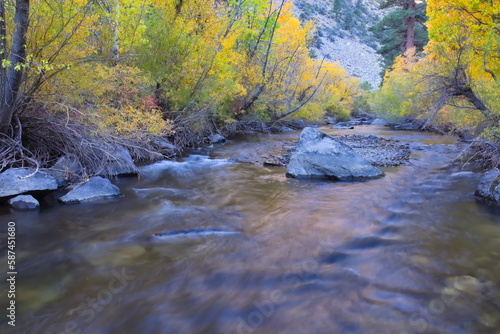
[1,126,500,334]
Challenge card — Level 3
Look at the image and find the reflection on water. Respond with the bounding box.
[1,126,500,334]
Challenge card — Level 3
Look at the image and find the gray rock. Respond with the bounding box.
[208,134,227,144]
[372,118,389,126]
[284,118,307,130]
[332,125,355,130]
[475,171,500,203]
[393,123,416,130]
[7,195,40,210]
[280,126,295,132]
[100,145,138,176]
[286,127,384,181]
[47,154,84,187]
[58,176,123,204]
[0,168,58,200]
[325,116,337,124]
[152,137,178,151]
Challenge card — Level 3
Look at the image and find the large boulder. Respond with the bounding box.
[8,195,40,210]
[286,127,384,181]
[58,176,123,204]
[475,171,500,203]
[0,168,58,200]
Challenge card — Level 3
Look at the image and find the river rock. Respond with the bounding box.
[372,118,389,126]
[47,154,84,187]
[394,123,415,130]
[0,168,58,200]
[475,170,500,203]
[286,127,384,181]
[325,116,337,124]
[336,135,411,167]
[208,134,227,144]
[100,145,138,177]
[7,195,40,210]
[332,124,354,130]
[58,176,123,204]
[282,118,307,130]
[151,137,178,155]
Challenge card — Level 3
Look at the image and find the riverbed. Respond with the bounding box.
[1,125,500,334]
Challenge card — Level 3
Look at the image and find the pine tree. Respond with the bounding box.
[371,0,428,73]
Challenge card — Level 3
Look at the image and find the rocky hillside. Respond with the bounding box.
[294,0,385,88]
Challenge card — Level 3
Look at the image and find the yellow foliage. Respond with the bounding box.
[19,0,360,138]
[373,0,500,136]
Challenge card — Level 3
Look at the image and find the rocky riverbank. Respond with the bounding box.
[2,121,499,209]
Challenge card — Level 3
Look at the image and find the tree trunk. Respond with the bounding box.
[405,0,416,51]
[460,88,496,120]
[0,0,30,136]
[0,1,7,101]
[111,0,120,65]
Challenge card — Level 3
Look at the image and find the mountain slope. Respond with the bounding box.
[294,0,385,88]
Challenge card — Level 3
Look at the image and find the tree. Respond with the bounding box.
[332,0,344,19]
[420,0,500,127]
[372,0,500,140]
[371,0,428,72]
[0,0,30,137]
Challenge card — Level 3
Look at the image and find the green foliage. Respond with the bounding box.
[325,104,351,122]
[371,1,428,74]
[359,81,373,91]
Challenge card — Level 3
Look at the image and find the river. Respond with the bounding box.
[1,125,500,334]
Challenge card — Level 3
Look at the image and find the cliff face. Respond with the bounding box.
[294,0,385,88]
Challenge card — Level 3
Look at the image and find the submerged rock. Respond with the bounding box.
[286,127,384,181]
[475,170,500,203]
[58,176,123,204]
[154,228,240,241]
[0,168,58,200]
[7,195,40,210]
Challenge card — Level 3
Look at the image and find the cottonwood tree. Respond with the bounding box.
[422,0,499,128]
